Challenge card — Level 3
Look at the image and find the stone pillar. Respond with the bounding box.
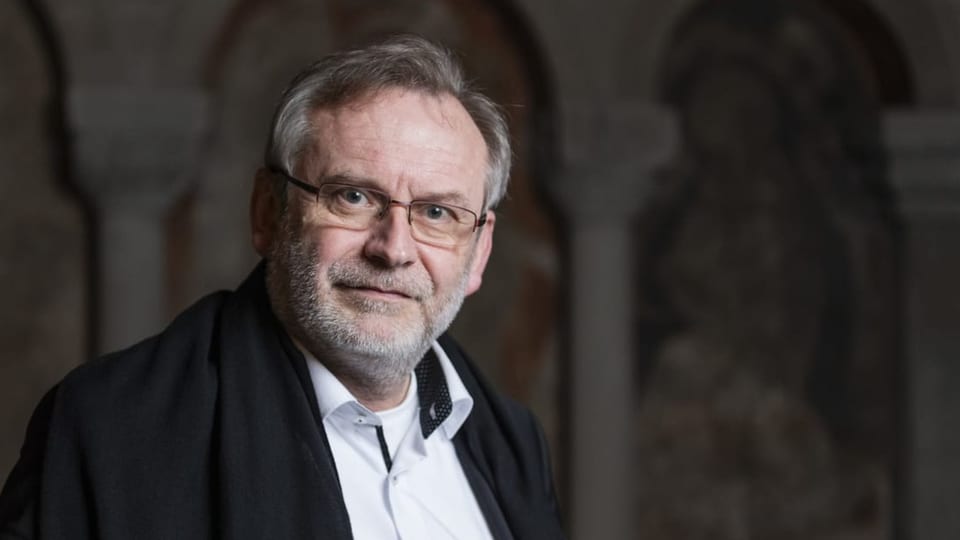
[884,110,960,540]
[69,86,208,353]
[549,101,677,539]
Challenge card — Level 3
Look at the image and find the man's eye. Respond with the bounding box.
[337,188,369,205]
[420,204,454,221]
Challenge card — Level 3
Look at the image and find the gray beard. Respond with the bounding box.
[265,216,471,398]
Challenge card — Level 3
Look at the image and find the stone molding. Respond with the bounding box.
[884,110,960,217]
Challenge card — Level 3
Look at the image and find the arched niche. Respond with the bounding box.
[616,0,953,105]
[177,0,560,435]
[0,0,86,481]
[629,0,903,537]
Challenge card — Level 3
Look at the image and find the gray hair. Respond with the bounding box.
[265,35,511,210]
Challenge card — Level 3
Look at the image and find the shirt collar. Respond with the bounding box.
[300,340,474,440]
[302,347,367,421]
[428,341,474,440]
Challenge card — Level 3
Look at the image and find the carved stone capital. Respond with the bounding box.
[68,86,209,213]
[548,100,678,222]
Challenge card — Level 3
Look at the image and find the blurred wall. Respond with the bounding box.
[3,0,960,538]
[0,0,87,505]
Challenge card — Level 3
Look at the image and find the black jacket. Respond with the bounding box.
[0,264,565,539]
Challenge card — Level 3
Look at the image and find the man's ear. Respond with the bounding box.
[465,211,495,296]
[251,168,279,257]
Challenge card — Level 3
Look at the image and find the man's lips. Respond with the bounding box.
[336,283,415,300]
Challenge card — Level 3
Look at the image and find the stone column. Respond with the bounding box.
[69,86,208,354]
[548,101,677,539]
[884,110,960,540]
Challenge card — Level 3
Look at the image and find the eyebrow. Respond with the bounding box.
[318,173,475,208]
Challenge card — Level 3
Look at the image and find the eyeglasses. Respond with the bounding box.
[270,168,487,248]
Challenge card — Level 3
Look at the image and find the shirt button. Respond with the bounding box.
[392,475,400,485]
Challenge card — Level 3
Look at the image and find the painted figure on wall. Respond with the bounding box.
[634,0,901,537]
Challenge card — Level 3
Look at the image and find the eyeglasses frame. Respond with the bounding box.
[268,168,488,239]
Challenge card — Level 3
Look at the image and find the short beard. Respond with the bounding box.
[265,215,471,400]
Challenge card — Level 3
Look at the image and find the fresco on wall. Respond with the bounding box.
[634,0,901,537]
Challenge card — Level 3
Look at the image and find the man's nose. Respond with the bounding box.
[362,204,418,268]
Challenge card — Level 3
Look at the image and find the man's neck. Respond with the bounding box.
[289,335,414,411]
[340,371,412,412]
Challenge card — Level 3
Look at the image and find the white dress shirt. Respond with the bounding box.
[303,341,494,540]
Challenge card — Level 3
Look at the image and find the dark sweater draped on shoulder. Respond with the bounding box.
[0,264,564,539]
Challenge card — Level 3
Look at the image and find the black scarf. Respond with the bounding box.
[0,264,564,539]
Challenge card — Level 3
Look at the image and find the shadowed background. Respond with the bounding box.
[3,0,959,538]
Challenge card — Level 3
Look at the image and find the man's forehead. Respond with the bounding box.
[314,88,480,135]
[301,88,488,197]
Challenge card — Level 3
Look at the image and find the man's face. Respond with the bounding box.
[253,88,494,387]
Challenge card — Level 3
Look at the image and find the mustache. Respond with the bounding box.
[327,260,433,300]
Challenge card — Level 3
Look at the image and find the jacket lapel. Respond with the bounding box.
[215,264,352,539]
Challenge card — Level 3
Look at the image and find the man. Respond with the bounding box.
[0,36,564,539]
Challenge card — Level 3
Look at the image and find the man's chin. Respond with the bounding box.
[351,318,425,345]
[331,330,430,366]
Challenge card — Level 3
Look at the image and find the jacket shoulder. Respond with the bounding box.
[55,290,230,422]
